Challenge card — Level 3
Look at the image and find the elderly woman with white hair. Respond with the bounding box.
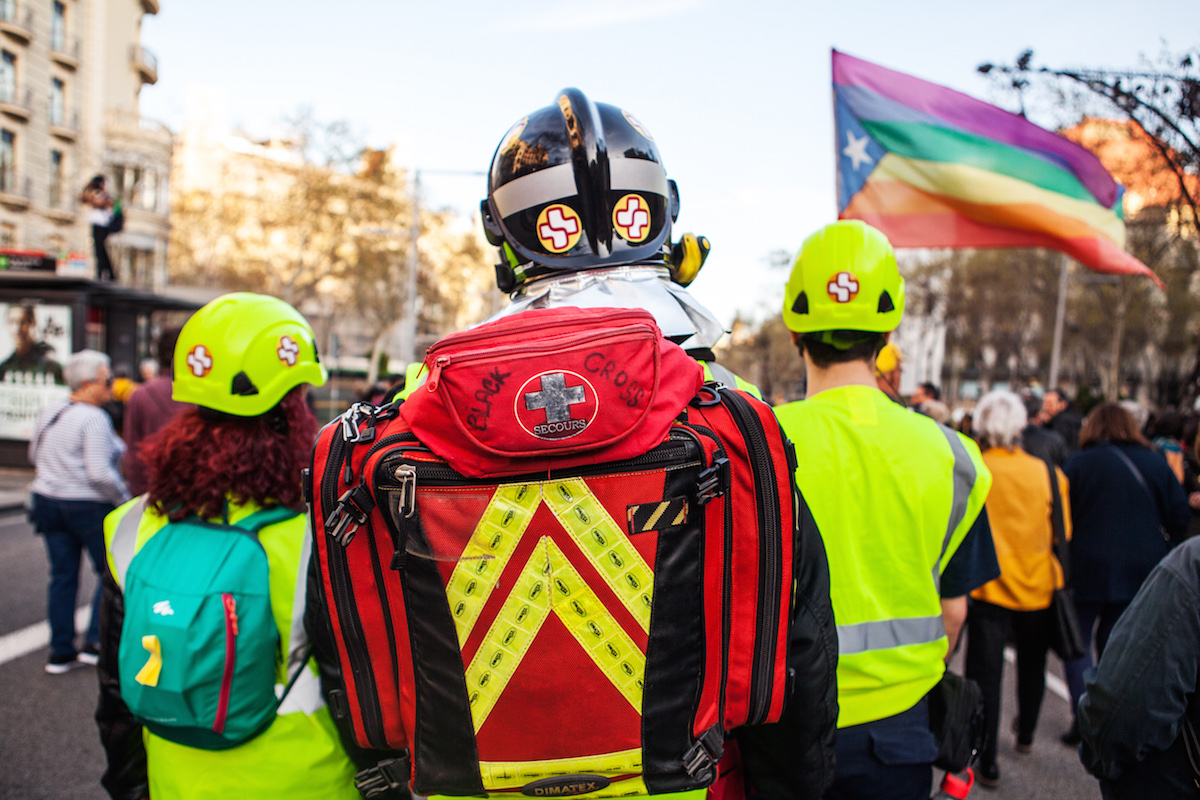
[963,390,1072,788]
[28,349,130,674]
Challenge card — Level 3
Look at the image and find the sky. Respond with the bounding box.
[138,0,1188,328]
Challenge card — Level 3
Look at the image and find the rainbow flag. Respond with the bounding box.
[833,50,1161,286]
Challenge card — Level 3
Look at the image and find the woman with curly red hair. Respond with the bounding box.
[94,293,403,800]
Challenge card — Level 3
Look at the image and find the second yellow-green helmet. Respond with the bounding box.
[782,220,904,334]
[173,293,326,417]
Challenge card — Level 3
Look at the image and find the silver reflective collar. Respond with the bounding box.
[483,266,727,352]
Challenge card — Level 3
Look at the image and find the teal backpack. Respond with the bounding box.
[117,506,303,750]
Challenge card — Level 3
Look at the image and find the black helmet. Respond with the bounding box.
[482,88,681,292]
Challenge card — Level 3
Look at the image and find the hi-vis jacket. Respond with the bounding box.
[97,498,361,800]
[775,385,991,728]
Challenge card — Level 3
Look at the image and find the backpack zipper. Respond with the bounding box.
[213,593,238,734]
[317,433,389,749]
[376,432,700,489]
[717,388,783,725]
[680,418,733,726]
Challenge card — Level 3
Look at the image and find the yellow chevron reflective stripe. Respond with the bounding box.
[543,479,654,632]
[446,483,540,646]
[464,538,554,731]
[478,747,647,795]
[456,480,657,736]
[544,538,646,711]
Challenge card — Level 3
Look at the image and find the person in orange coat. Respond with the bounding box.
[964,389,1071,788]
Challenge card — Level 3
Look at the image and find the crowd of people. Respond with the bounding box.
[21,89,1199,800]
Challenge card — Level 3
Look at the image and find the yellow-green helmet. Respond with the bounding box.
[782,220,904,334]
[173,293,326,417]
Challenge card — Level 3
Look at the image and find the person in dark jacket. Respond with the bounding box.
[1078,536,1200,798]
[1021,395,1070,467]
[122,325,190,496]
[1060,402,1191,745]
[1042,388,1083,458]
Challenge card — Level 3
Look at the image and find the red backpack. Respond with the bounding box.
[307,307,798,798]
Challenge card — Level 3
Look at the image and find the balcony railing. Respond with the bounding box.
[0,2,32,43]
[0,84,31,120]
[50,37,79,70]
[130,45,157,84]
[48,107,78,140]
[0,173,31,207]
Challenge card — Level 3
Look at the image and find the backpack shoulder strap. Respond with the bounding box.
[234,505,303,534]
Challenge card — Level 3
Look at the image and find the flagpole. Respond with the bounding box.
[1048,254,1070,389]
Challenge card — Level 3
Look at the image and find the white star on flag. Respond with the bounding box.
[843,130,875,171]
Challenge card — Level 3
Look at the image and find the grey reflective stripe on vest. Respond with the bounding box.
[837,614,947,656]
[109,497,148,587]
[933,424,978,592]
[705,362,738,388]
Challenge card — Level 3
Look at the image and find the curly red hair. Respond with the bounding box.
[140,388,317,521]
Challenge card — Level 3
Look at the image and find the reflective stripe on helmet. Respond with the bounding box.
[491,163,578,217]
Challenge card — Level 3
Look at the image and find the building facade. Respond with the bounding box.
[0,0,168,289]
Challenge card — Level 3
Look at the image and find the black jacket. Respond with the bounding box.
[737,486,839,799]
[1021,424,1070,468]
[1079,537,1200,798]
[1064,442,1191,604]
[1046,407,1083,457]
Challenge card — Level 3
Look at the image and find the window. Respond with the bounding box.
[0,223,14,247]
[51,3,65,52]
[0,51,14,105]
[0,1,13,25]
[49,150,62,207]
[0,130,14,193]
[49,79,63,126]
[139,169,157,211]
[113,164,159,213]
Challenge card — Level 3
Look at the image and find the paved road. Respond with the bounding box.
[0,507,1103,799]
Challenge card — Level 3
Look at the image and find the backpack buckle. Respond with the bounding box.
[324,484,376,547]
[354,755,411,798]
[696,458,728,505]
[682,726,724,784]
[341,403,376,444]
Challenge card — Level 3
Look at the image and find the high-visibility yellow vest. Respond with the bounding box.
[105,498,360,800]
[774,385,990,728]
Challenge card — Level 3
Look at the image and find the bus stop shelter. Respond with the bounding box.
[0,272,202,467]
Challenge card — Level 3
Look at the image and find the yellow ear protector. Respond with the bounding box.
[668,232,710,287]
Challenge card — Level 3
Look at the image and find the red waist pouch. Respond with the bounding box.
[400,307,704,477]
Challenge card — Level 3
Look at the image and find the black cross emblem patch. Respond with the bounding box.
[524,373,586,422]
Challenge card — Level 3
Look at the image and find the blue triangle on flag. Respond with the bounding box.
[835,89,887,212]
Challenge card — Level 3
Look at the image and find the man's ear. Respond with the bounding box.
[789,330,802,346]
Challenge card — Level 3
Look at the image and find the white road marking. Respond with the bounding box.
[0,605,90,667]
[1004,645,1071,701]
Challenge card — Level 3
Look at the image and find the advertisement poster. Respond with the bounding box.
[0,302,72,440]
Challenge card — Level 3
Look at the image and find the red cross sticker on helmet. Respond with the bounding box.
[277,335,300,366]
[613,194,652,243]
[827,271,860,304]
[536,204,583,253]
[186,345,214,378]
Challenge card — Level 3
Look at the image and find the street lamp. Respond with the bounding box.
[402,167,486,365]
